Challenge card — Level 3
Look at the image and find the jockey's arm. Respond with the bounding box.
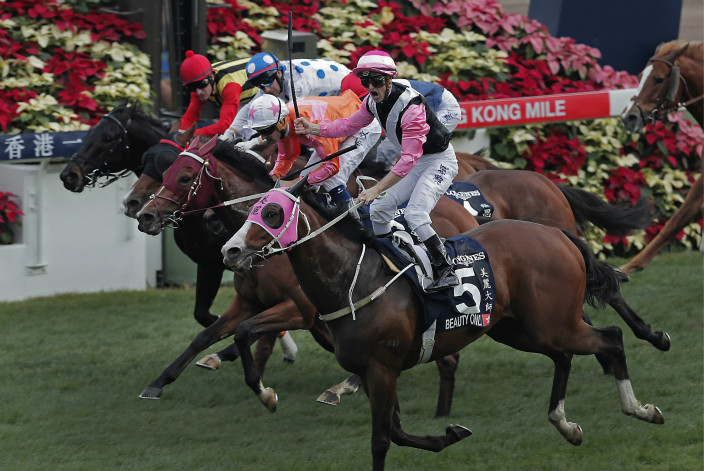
[195,83,242,137]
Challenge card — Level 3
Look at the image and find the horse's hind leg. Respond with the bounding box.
[565,324,665,425]
[592,325,665,424]
[581,311,614,375]
[608,293,671,351]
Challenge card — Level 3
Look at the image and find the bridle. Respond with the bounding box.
[146,147,269,229]
[631,56,703,123]
[70,111,134,188]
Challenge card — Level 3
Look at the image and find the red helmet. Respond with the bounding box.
[180,50,213,86]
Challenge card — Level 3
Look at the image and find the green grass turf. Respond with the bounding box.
[0,252,701,470]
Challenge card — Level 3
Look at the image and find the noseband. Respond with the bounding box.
[631,56,702,123]
[71,111,133,187]
[148,150,223,228]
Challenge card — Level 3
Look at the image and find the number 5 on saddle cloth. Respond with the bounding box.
[374,232,496,336]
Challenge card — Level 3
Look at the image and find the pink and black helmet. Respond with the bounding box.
[352,50,397,78]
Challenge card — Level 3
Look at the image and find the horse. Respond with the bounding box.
[620,40,703,275]
[221,180,664,471]
[59,100,170,192]
[133,136,666,414]
[58,103,299,366]
[134,137,478,416]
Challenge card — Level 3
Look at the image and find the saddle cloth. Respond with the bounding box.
[358,181,494,241]
[373,232,496,334]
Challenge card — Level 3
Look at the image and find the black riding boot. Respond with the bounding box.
[424,234,459,292]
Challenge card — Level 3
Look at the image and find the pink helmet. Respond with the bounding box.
[353,50,397,78]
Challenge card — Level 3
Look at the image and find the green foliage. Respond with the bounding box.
[0,253,701,470]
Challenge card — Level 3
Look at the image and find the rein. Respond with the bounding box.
[631,56,704,122]
[248,176,407,321]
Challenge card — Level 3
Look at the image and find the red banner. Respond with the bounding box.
[456,89,636,129]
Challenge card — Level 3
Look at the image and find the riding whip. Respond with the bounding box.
[287,11,300,118]
[282,144,358,180]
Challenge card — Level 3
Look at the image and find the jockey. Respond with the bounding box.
[293,50,460,292]
[179,50,258,140]
[226,52,354,144]
[341,73,461,170]
[247,91,380,215]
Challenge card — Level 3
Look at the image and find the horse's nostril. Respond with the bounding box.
[227,247,242,258]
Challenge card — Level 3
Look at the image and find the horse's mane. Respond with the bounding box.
[300,189,375,246]
[654,40,704,61]
[212,140,274,188]
[112,99,170,133]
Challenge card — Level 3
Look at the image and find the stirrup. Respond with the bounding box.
[426,267,459,293]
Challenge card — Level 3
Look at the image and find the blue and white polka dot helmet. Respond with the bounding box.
[246,52,284,81]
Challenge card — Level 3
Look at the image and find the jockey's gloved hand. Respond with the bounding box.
[234,136,262,152]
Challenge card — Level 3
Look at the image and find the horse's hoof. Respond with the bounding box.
[138,386,163,400]
[196,354,221,370]
[655,332,671,351]
[316,389,341,406]
[566,424,583,446]
[258,387,278,413]
[646,404,665,424]
[613,267,630,283]
[446,424,472,441]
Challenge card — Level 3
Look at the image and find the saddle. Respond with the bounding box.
[375,231,496,364]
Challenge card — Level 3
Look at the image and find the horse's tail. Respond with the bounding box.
[559,186,655,236]
[562,230,621,309]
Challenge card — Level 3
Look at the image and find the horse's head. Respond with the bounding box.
[221,177,308,272]
[136,135,221,235]
[60,100,135,192]
[122,122,195,218]
[621,42,690,132]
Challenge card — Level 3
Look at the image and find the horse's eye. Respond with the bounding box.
[104,134,114,142]
[654,77,665,85]
[178,175,192,186]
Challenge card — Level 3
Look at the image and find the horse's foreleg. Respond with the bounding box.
[316,375,362,405]
[546,352,583,445]
[608,293,671,351]
[434,353,459,417]
[620,174,702,275]
[233,298,310,413]
[192,262,225,327]
[138,294,251,399]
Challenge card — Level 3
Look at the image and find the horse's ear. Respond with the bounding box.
[186,138,200,151]
[200,135,219,155]
[175,123,196,147]
[287,174,309,197]
[673,43,690,59]
[169,119,181,133]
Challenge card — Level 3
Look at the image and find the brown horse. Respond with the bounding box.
[133,137,665,413]
[620,40,703,275]
[222,181,664,471]
[134,137,477,415]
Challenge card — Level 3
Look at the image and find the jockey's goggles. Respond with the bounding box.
[185,76,213,93]
[252,70,279,89]
[360,75,388,88]
[254,120,286,137]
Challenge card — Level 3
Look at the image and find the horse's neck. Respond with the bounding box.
[287,208,380,315]
[216,163,273,231]
[127,115,166,172]
[680,56,704,127]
